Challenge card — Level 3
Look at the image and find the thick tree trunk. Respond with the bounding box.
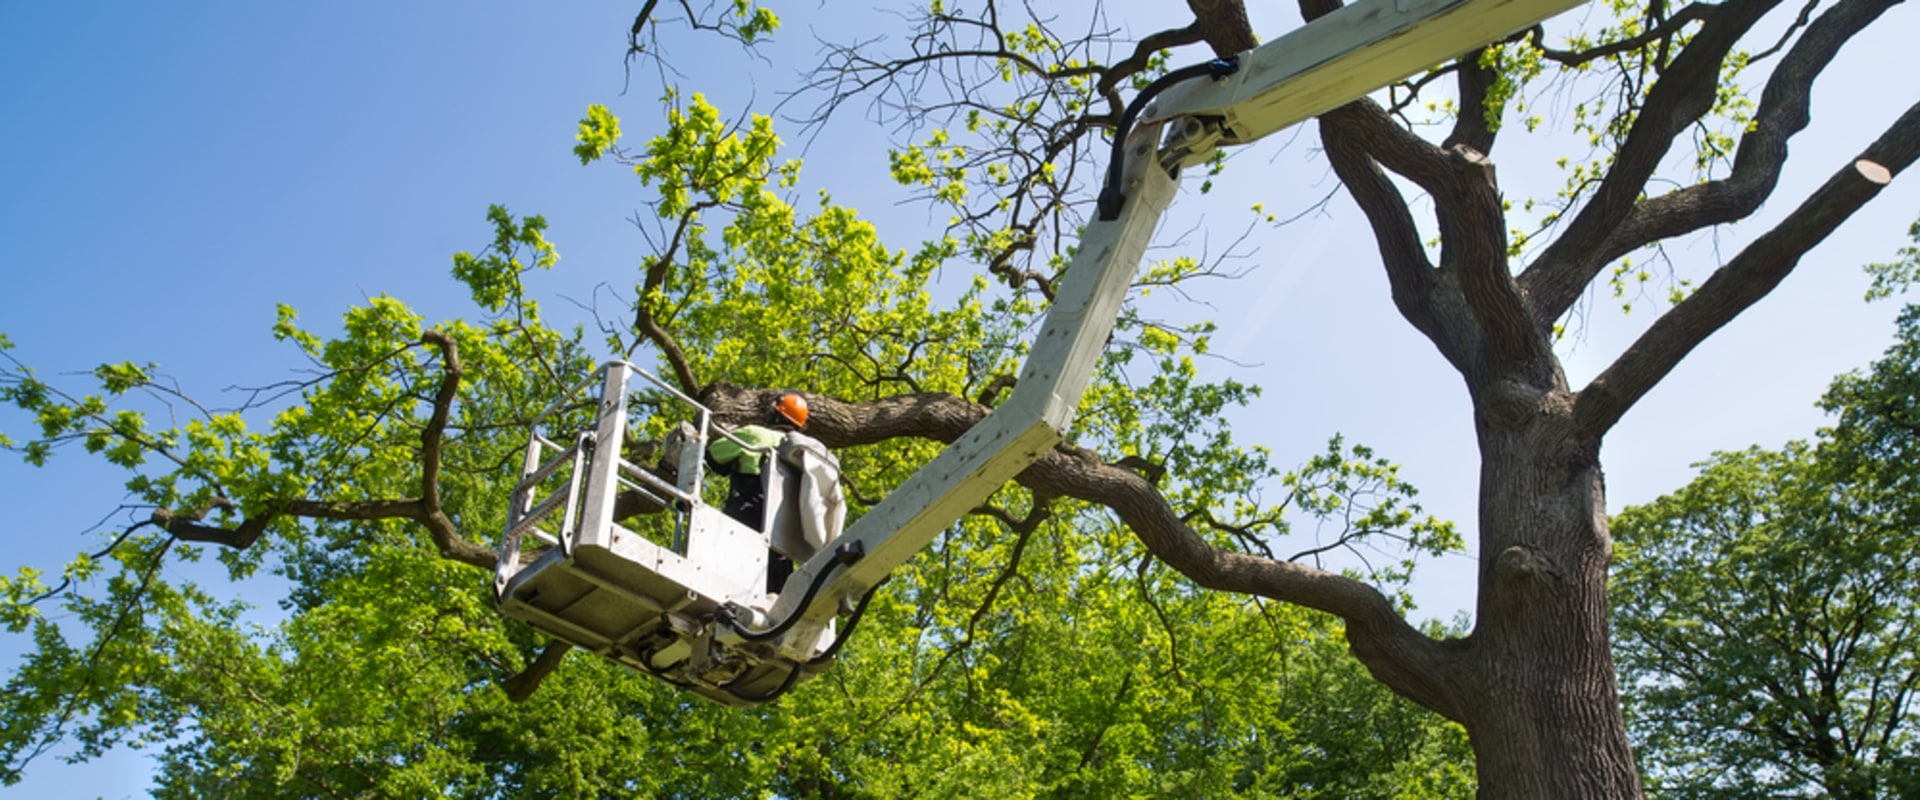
[1460,389,1643,798]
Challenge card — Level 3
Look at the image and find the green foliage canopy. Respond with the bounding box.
[1612,251,1920,798]
[0,77,1471,797]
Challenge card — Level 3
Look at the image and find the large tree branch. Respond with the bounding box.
[1027,444,1465,719]
[1441,146,1549,378]
[1291,0,1541,380]
[1317,114,1458,367]
[1187,0,1259,54]
[418,330,458,510]
[1322,100,1545,378]
[704,382,991,444]
[501,640,573,703]
[1298,0,1344,22]
[1574,107,1919,440]
[700,382,1467,717]
[1522,0,1789,324]
[407,331,495,568]
[153,502,265,550]
[1442,46,1501,156]
[1428,22,1556,152]
[1321,101,1455,190]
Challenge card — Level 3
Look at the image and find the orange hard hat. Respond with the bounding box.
[771,392,808,429]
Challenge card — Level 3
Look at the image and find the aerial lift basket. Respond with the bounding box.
[492,361,827,705]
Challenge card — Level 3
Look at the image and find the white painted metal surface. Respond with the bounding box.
[1137,0,1590,140]
[494,362,830,706]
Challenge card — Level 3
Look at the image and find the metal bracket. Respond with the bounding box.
[1159,116,1231,172]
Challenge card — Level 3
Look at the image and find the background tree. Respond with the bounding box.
[0,0,1915,797]
[1612,278,1920,798]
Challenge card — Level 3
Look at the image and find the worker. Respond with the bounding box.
[707,390,829,593]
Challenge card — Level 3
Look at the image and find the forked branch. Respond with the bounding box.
[1525,0,1907,321]
[1522,0,1792,323]
[1575,106,1920,440]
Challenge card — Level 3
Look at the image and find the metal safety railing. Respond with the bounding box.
[494,361,777,591]
[499,429,590,562]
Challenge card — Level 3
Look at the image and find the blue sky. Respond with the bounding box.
[3,1,1916,796]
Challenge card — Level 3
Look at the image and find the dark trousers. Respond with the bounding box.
[722,476,792,594]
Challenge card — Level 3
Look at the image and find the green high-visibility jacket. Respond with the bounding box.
[708,425,784,476]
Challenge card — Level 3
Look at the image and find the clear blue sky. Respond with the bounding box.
[3,2,1915,797]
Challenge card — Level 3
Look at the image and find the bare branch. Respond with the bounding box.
[1575,111,1918,440]
[1094,23,1207,98]
[1527,2,1716,69]
[789,5,1125,298]
[501,640,573,703]
[1746,0,1823,63]
[1523,0,1905,323]
[23,515,157,607]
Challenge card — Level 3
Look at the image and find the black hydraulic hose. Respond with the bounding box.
[717,540,866,642]
[806,576,891,667]
[1096,57,1240,222]
[722,573,892,703]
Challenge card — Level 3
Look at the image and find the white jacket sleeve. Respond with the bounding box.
[781,432,845,552]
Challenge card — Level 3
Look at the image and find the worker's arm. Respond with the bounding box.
[708,425,781,475]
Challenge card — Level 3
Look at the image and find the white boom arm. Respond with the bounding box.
[757,119,1179,654]
[1139,0,1591,145]
[758,0,1591,661]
